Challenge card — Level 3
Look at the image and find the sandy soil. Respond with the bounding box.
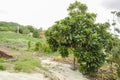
[0,71,48,80]
[41,58,88,80]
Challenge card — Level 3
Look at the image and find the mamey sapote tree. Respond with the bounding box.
[46,1,112,76]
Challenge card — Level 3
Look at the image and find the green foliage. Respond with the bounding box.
[28,41,31,50]
[11,53,47,72]
[46,1,112,76]
[42,43,52,53]
[13,56,44,72]
[26,25,35,32]
[0,63,6,70]
[33,29,39,38]
[22,28,30,34]
[109,39,120,78]
[0,58,6,63]
[76,50,106,75]
[0,21,39,38]
[0,31,40,44]
[0,21,19,32]
[34,42,42,51]
[117,65,120,78]
[116,12,120,17]
[58,46,69,57]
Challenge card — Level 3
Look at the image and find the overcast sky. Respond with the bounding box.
[0,0,120,30]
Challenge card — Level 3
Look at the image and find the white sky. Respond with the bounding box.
[0,0,119,30]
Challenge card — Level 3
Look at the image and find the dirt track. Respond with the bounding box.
[41,58,88,80]
[0,71,48,80]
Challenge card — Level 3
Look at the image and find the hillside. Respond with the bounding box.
[0,31,44,52]
[0,31,40,44]
[0,21,40,38]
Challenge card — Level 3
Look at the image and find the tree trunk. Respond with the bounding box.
[72,56,76,70]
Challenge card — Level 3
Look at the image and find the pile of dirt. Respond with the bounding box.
[0,50,13,59]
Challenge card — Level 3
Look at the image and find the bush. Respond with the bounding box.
[117,65,120,78]
[42,43,52,53]
[0,63,6,70]
[34,42,42,51]
[22,28,30,34]
[28,41,31,50]
[33,29,39,38]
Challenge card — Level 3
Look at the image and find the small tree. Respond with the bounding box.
[46,1,112,75]
[33,29,39,38]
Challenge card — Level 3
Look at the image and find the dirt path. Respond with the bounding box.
[41,58,88,80]
[0,44,21,56]
[0,71,49,80]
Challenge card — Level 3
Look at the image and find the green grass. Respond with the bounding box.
[0,31,55,72]
[0,58,6,70]
[0,58,6,63]
[0,63,6,70]
[13,58,43,72]
[11,53,48,73]
[0,31,42,44]
[0,31,46,51]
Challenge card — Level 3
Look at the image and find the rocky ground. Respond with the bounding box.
[41,58,88,80]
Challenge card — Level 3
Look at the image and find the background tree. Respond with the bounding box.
[46,1,112,76]
[33,29,39,38]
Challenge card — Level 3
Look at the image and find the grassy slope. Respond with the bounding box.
[0,31,47,72]
[0,31,42,44]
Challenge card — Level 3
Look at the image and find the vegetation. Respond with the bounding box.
[0,63,6,70]
[12,53,46,72]
[0,1,120,80]
[0,21,40,38]
[46,1,112,76]
[0,58,6,70]
[0,31,40,46]
[27,41,31,50]
[34,42,42,51]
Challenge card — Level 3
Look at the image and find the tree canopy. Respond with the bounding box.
[46,1,112,75]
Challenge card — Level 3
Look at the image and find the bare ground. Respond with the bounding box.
[0,44,88,80]
[41,58,88,80]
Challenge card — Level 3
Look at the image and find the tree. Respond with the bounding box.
[33,29,39,38]
[22,28,30,34]
[26,25,35,32]
[46,1,112,75]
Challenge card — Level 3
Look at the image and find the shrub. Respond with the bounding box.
[0,63,6,70]
[33,29,39,38]
[28,41,31,50]
[34,42,42,51]
[117,65,120,78]
[42,43,52,53]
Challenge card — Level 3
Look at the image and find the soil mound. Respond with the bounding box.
[0,50,13,59]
